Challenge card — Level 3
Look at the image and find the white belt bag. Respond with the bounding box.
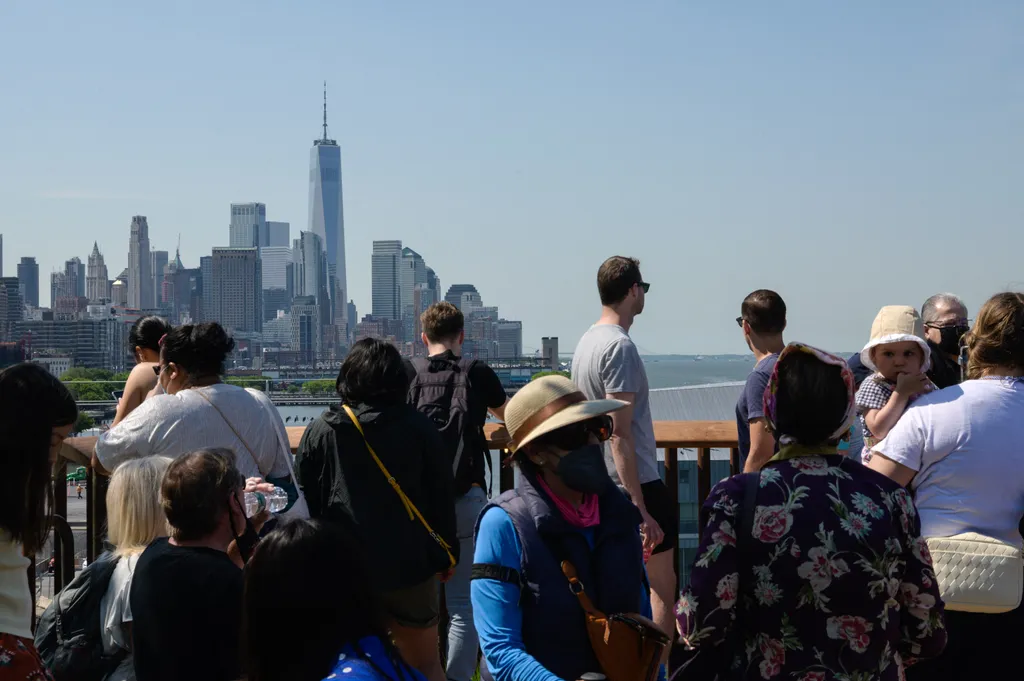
[925,532,1023,613]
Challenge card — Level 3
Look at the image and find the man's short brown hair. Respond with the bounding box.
[741,289,787,335]
[421,302,464,343]
[161,448,245,541]
[597,256,642,306]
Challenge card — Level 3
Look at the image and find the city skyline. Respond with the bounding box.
[4,3,1023,353]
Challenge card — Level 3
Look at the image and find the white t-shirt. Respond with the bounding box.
[95,383,294,482]
[0,535,32,639]
[874,378,1024,544]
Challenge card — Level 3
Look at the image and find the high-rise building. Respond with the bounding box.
[261,246,292,290]
[86,243,109,303]
[50,271,69,305]
[372,241,403,320]
[400,248,430,315]
[497,320,523,359]
[0,277,23,324]
[292,232,326,299]
[199,256,213,322]
[266,221,290,248]
[0,234,3,277]
[263,287,291,321]
[291,296,321,363]
[128,216,153,310]
[17,257,39,308]
[151,250,169,306]
[445,284,480,310]
[307,84,347,329]
[110,280,128,307]
[206,248,262,333]
[60,257,85,301]
[229,203,267,249]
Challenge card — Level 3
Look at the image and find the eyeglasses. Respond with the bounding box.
[153,365,162,376]
[539,415,613,452]
[736,317,745,328]
[636,282,650,294]
[924,319,971,329]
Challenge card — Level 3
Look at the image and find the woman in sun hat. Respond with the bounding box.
[471,375,651,681]
[675,343,945,680]
[855,305,935,462]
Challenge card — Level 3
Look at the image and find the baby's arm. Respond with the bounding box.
[863,392,911,442]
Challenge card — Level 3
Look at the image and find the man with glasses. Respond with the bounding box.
[572,256,676,658]
[735,289,787,473]
[921,293,969,388]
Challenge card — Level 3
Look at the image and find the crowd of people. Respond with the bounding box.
[0,259,1021,681]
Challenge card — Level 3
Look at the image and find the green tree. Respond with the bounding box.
[62,367,121,401]
[302,380,336,395]
[530,370,571,381]
[73,413,96,433]
[225,376,270,391]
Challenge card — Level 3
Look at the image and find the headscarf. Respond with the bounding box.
[763,343,857,448]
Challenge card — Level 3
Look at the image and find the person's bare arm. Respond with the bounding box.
[112,363,159,427]
[744,418,777,472]
[865,451,917,488]
[608,392,664,549]
[863,397,910,442]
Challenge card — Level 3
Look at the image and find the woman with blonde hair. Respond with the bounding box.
[99,456,172,681]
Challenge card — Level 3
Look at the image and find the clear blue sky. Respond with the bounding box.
[2,1,1022,354]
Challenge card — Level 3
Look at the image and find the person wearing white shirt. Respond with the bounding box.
[95,322,307,518]
[0,364,77,675]
[867,292,1024,681]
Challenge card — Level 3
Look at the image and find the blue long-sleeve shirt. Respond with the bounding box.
[471,507,653,681]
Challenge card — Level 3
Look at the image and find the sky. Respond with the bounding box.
[1,1,1022,355]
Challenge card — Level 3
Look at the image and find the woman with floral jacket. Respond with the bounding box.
[675,344,946,680]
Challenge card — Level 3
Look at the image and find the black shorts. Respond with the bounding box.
[641,480,679,555]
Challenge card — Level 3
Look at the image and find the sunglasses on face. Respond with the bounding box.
[153,365,161,376]
[925,319,971,329]
[636,282,651,294]
[541,415,613,452]
[736,317,745,328]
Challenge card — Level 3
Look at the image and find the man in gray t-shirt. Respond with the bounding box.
[571,256,677,656]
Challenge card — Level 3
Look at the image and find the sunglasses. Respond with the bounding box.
[636,282,651,294]
[153,365,162,376]
[924,319,971,329]
[539,415,613,452]
[736,316,745,328]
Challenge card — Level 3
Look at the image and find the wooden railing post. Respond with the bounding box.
[696,448,711,539]
[663,447,679,580]
[730,447,740,476]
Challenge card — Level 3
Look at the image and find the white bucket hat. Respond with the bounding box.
[860,305,932,373]
[505,375,627,452]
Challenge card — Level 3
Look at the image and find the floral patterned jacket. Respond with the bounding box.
[676,455,946,681]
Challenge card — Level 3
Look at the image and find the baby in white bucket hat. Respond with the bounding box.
[855,305,935,461]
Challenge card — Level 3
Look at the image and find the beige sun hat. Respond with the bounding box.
[860,305,932,372]
[505,375,628,452]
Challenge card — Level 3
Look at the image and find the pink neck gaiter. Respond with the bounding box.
[536,475,601,528]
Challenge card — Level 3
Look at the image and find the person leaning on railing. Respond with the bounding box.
[0,363,78,678]
[112,315,173,427]
[675,343,946,680]
[94,322,308,518]
[243,518,428,681]
[471,375,652,681]
[867,292,1024,681]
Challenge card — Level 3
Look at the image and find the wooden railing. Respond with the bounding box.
[53,420,739,592]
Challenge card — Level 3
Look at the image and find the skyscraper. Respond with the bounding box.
[307,84,347,328]
[229,203,267,249]
[206,248,262,333]
[87,243,109,303]
[266,221,290,248]
[261,247,292,290]
[400,248,430,315]
[128,216,153,310]
[151,250,169,306]
[372,241,403,320]
[1,234,4,278]
[17,257,39,308]
[445,284,480,310]
[292,232,326,299]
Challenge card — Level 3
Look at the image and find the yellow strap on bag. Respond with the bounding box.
[342,405,456,569]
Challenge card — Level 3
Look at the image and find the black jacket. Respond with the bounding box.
[295,402,458,590]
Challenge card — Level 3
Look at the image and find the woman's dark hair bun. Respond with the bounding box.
[161,322,235,378]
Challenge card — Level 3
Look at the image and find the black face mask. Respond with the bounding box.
[556,443,611,495]
[937,325,969,356]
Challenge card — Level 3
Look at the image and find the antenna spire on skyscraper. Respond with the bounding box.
[323,81,329,142]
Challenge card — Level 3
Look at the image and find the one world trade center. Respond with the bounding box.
[307,83,348,342]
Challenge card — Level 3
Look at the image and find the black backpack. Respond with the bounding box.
[35,552,128,681]
[409,356,484,496]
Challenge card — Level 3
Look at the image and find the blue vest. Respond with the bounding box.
[477,473,646,681]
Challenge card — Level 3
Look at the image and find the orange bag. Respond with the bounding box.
[561,560,670,681]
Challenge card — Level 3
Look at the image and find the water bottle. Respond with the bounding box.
[244,487,289,517]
